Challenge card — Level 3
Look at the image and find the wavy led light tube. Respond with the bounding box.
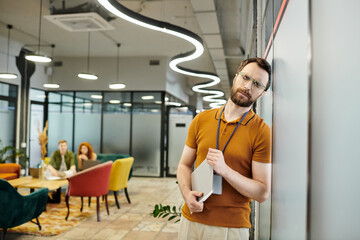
[98,0,226,107]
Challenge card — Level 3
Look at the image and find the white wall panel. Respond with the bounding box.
[310,0,360,239]
[269,0,309,239]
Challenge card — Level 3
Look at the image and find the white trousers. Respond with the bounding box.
[178,216,249,240]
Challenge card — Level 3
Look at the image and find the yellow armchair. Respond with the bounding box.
[108,157,134,209]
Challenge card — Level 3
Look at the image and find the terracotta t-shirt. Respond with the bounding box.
[182,106,271,228]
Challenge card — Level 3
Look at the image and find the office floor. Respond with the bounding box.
[5,177,183,240]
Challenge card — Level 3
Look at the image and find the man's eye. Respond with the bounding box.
[253,81,260,87]
[243,75,250,81]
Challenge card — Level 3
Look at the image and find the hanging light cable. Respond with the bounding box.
[0,25,18,79]
[25,0,52,63]
[78,31,98,80]
[109,43,126,89]
[43,44,59,88]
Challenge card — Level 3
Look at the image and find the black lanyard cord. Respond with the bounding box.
[216,106,250,153]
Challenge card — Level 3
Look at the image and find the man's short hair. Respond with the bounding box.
[237,57,272,91]
[58,140,67,145]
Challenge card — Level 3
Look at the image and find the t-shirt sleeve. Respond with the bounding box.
[252,123,271,163]
[69,152,76,167]
[185,114,199,149]
[49,151,56,167]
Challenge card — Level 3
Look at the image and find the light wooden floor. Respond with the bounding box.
[5,177,183,240]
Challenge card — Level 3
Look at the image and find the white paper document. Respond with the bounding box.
[191,160,222,203]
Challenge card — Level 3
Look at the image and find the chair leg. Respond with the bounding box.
[30,217,42,230]
[105,195,110,215]
[65,194,70,220]
[96,197,101,222]
[124,187,131,204]
[114,191,120,209]
[88,196,91,207]
[1,227,7,240]
[36,217,41,230]
[81,196,84,212]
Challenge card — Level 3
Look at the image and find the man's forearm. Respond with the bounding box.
[222,167,269,203]
[177,163,193,199]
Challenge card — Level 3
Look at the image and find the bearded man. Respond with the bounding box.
[177,57,272,240]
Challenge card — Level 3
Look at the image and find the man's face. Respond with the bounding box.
[230,62,269,107]
[58,142,68,155]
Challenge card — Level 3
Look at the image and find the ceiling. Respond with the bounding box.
[0,0,250,107]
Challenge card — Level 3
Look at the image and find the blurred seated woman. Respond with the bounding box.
[77,142,97,170]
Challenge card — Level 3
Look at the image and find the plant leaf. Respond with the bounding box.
[168,215,176,221]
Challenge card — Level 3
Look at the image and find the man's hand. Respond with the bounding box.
[48,165,58,176]
[206,148,229,176]
[184,190,204,214]
[57,171,66,178]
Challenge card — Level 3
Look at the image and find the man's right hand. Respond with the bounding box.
[184,191,204,214]
[49,166,58,176]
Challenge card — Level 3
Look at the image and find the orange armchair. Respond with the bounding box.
[108,157,134,209]
[0,163,21,180]
[65,161,113,222]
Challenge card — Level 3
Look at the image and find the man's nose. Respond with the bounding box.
[243,80,252,90]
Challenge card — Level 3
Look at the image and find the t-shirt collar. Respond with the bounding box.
[215,106,255,125]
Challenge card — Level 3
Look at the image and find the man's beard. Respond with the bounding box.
[230,87,255,107]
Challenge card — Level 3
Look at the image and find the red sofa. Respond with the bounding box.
[0,163,21,180]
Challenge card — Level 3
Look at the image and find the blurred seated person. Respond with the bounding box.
[77,142,97,170]
[47,140,76,178]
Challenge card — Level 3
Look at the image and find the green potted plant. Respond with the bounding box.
[0,139,28,172]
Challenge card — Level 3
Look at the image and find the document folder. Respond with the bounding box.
[191,160,222,203]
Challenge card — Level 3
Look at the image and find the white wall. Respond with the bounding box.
[267,0,309,239]
[310,0,360,239]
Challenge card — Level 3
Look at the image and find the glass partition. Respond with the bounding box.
[43,90,185,177]
[102,92,131,154]
[48,92,74,154]
[131,92,162,176]
[74,92,102,154]
[0,82,17,148]
[0,100,16,147]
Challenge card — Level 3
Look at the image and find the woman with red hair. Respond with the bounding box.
[77,142,97,170]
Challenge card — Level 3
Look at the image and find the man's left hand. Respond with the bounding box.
[206,148,229,176]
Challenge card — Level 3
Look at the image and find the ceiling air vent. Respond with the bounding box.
[44,12,114,32]
[149,60,160,66]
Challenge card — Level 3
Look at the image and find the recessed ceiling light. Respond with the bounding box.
[83,102,92,107]
[43,83,60,89]
[91,94,102,99]
[124,103,132,107]
[109,100,121,104]
[109,83,126,89]
[141,95,154,100]
[155,101,162,104]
